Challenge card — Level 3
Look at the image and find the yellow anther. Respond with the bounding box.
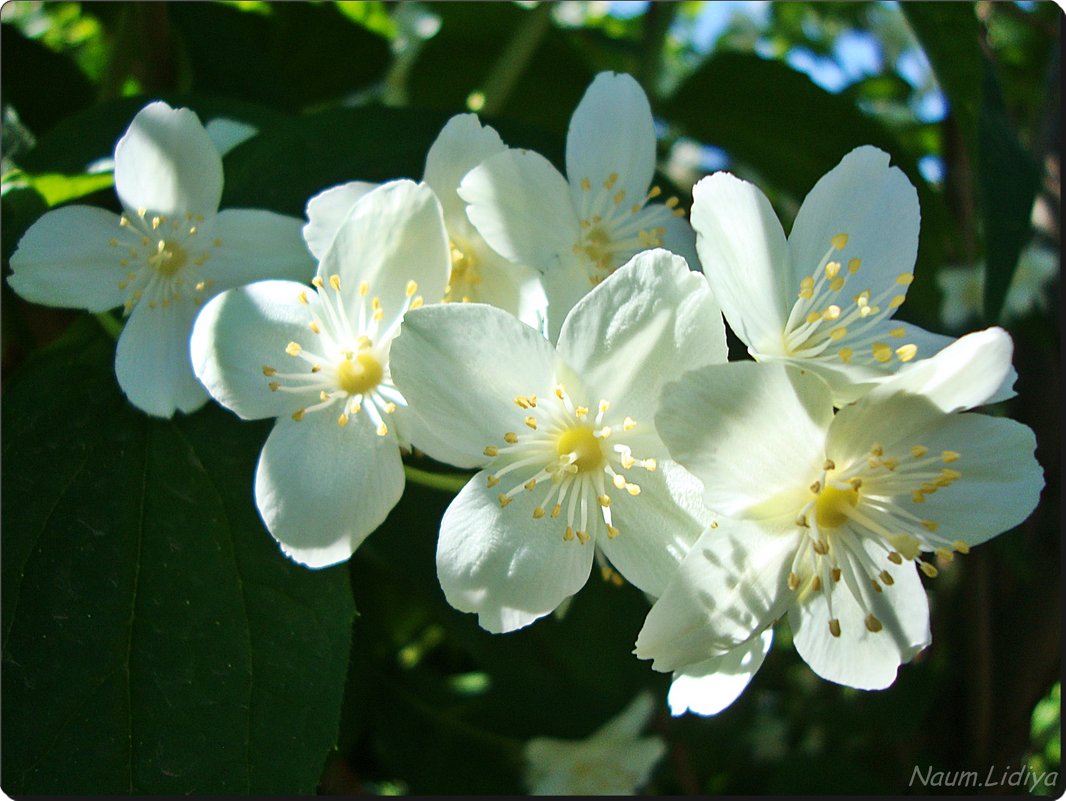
[871,579,883,593]
[921,519,939,532]
[524,479,537,491]
[889,295,906,308]
[919,561,939,578]
[484,446,498,457]
[311,364,322,373]
[879,570,895,586]
[598,494,611,508]
[953,540,971,554]
[410,297,424,310]
[533,506,545,519]
[806,311,822,325]
[848,257,861,273]
[896,273,914,286]
[607,525,620,539]
[524,416,538,430]
[865,614,883,632]
[311,276,324,288]
[887,551,903,565]
[486,475,500,488]
[829,618,842,637]
[554,385,566,400]
[800,276,815,292]
[625,483,641,496]
[912,491,926,504]
[870,443,884,457]
[910,445,929,458]
[812,539,830,555]
[320,390,331,402]
[195,281,208,292]
[936,547,954,562]
[941,468,961,481]
[647,185,662,199]
[580,177,592,191]
[188,226,198,236]
[551,504,562,519]
[613,190,625,205]
[575,406,589,418]
[825,261,841,279]
[829,327,848,341]
[499,494,512,508]
[850,477,863,490]
[809,480,822,494]
[823,459,836,471]
[563,526,574,541]
[829,277,846,292]
[613,474,626,489]
[262,366,277,376]
[810,575,823,592]
[119,215,130,227]
[376,423,388,437]
[942,451,960,463]
[622,416,637,431]
[309,322,321,334]
[286,342,302,356]
[831,567,842,582]
[889,533,921,561]
[514,396,530,409]
[838,347,854,363]
[383,402,397,414]
[872,343,893,363]
[823,305,841,320]
[268,381,280,391]
[604,172,619,190]
[620,453,637,470]
[643,458,657,471]
[788,572,801,591]
[575,530,590,544]
[665,195,679,209]
[405,280,418,297]
[889,327,906,339]
[152,216,162,229]
[358,281,369,296]
[337,414,349,427]
[504,432,519,444]
[882,457,899,471]
[795,513,809,528]
[831,233,849,250]
[291,408,305,422]
[329,275,341,291]
[598,400,610,414]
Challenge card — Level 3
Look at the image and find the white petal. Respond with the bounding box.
[423,113,507,225]
[255,411,405,568]
[319,180,450,326]
[788,146,919,307]
[559,249,726,422]
[874,326,1015,411]
[667,629,773,717]
[565,72,656,212]
[204,117,258,156]
[437,472,596,633]
[114,297,208,417]
[789,542,930,690]
[539,266,597,344]
[465,250,548,330]
[206,209,314,290]
[114,101,222,217]
[191,280,322,421]
[634,519,799,671]
[691,172,792,353]
[391,302,557,468]
[656,362,832,517]
[598,461,709,597]
[459,149,581,272]
[7,206,128,312]
[302,181,379,261]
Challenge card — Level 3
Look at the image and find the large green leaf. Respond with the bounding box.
[661,51,918,200]
[1,322,355,794]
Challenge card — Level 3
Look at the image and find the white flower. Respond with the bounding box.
[190,180,450,567]
[636,327,1043,691]
[523,692,666,795]
[7,101,313,417]
[458,71,698,340]
[691,145,960,405]
[302,114,547,329]
[390,250,724,632]
[937,243,1059,330]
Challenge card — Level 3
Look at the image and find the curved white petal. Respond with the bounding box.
[319,180,450,329]
[691,172,791,353]
[656,362,832,517]
[788,146,919,308]
[598,461,709,597]
[114,101,222,217]
[558,250,726,422]
[255,411,405,568]
[205,209,314,290]
[114,297,208,417]
[539,266,595,344]
[423,113,507,225]
[635,519,799,671]
[437,472,596,633]
[459,149,581,272]
[789,542,930,690]
[191,280,323,421]
[204,117,258,156]
[8,206,128,312]
[667,629,773,717]
[390,303,557,468]
[302,181,379,260]
[875,326,1015,411]
[565,72,656,213]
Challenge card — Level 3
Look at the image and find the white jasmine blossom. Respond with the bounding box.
[190,180,450,567]
[458,71,698,339]
[636,328,1043,691]
[7,101,313,417]
[303,114,547,328]
[523,692,667,795]
[391,250,724,632]
[691,145,959,405]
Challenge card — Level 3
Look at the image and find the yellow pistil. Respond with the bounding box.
[336,352,383,395]
[555,425,604,472]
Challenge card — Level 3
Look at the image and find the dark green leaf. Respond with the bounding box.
[1,325,355,794]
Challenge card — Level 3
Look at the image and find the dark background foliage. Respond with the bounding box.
[1,1,1060,795]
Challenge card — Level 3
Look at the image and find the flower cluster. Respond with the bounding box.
[8,73,1043,717]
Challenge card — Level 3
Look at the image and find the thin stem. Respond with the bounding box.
[403,463,470,494]
[94,312,123,341]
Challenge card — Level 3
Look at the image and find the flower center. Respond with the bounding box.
[814,482,859,529]
[444,240,481,304]
[781,232,919,367]
[336,352,383,395]
[148,240,188,276]
[480,385,655,544]
[555,425,604,472]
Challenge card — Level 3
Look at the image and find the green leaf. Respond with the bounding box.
[660,51,919,200]
[1,325,355,794]
[24,171,115,206]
